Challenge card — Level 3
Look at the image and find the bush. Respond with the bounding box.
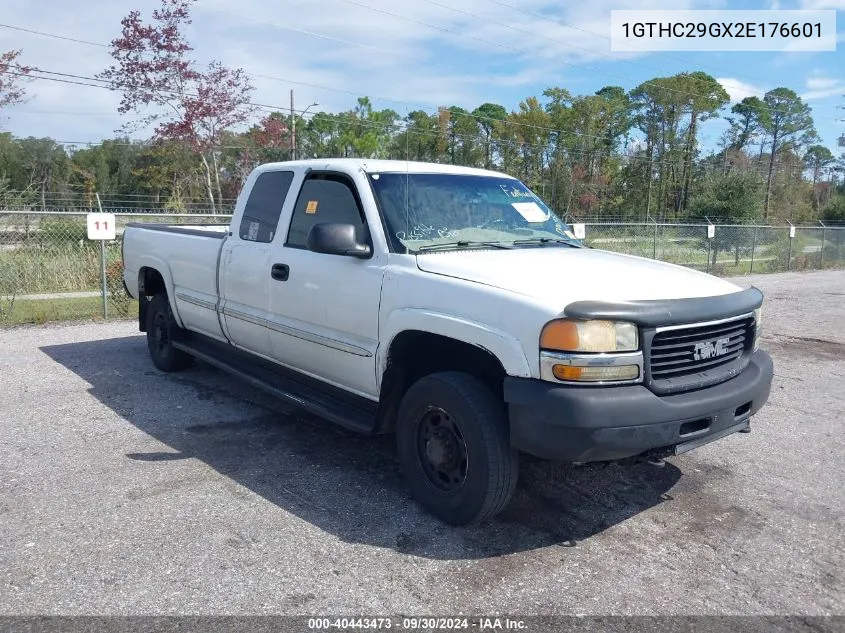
[106,259,132,317]
[37,218,89,247]
[766,232,807,272]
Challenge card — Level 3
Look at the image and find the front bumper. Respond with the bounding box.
[504,350,774,462]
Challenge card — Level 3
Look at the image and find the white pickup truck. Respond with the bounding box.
[123,159,774,525]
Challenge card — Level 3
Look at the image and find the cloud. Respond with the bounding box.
[799,0,845,8]
[716,77,766,102]
[801,85,845,100]
[802,71,845,101]
[0,0,832,143]
[806,75,840,90]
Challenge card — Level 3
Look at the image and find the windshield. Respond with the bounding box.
[368,172,581,253]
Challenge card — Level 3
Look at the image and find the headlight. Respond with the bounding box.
[540,319,639,353]
[753,307,762,352]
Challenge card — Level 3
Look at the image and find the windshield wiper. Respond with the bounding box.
[511,237,581,248]
[416,240,512,252]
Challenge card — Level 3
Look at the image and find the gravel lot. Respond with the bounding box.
[1,270,843,616]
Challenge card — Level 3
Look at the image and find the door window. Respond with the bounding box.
[286,175,366,248]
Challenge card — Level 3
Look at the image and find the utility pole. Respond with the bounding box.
[290,89,296,160]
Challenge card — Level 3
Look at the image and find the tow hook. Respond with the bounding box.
[637,447,673,468]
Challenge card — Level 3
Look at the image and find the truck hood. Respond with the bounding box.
[415,247,741,305]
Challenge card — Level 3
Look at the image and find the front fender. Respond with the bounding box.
[378,308,532,388]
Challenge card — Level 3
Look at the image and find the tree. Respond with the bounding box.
[760,88,817,218]
[690,170,762,268]
[677,72,729,213]
[472,103,507,169]
[726,97,766,152]
[391,110,441,162]
[0,50,34,121]
[98,0,255,211]
[803,144,835,213]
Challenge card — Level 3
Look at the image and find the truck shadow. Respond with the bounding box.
[41,335,682,561]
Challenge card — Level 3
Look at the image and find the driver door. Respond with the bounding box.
[265,172,385,399]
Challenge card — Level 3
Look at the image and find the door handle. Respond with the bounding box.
[271,263,290,281]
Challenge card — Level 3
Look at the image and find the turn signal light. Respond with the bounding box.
[552,364,640,382]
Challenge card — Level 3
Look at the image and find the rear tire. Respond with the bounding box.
[146,294,193,372]
[396,371,518,525]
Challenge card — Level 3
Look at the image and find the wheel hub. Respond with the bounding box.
[426,428,460,469]
[416,408,468,492]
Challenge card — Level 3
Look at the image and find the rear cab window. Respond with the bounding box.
[239,170,295,243]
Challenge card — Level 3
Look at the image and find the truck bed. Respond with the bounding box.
[122,221,230,340]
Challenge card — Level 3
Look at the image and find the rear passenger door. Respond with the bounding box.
[266,171,385,398]
[219,169,295,358]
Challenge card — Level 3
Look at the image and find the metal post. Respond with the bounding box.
[96,192,107,319]
[820,222,827,269]
[100,240,107,320]
[787,226,793,271]
[706,237,711,274]
[750,225,758,273]
[290,89,296,160]
[652,221,657,259]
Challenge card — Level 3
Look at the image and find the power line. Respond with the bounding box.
[4,63,635,147]
[5,18,839,127]
[3,18,841,136]
[1,77,805,179]
[0,23,108,47]
[0,68,825,175]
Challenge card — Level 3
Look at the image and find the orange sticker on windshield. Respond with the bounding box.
[306,200,318,214]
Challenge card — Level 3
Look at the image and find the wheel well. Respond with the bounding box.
[376,330,506,433]
[137,267,166,332]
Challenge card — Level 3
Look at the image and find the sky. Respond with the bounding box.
[1,0,843,156]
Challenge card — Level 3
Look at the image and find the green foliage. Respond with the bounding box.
[766,231,807,272]
[822,197,845,224]
[37,217,89,246]
[689,170,761,220]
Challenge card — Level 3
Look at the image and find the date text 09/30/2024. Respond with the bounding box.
[307,618,528,630]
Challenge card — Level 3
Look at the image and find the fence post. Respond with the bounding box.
[96,193,108,320]
[820,221,826,269]
[750,225,758,273]
[786,224,794,272]
[652,220,657,260]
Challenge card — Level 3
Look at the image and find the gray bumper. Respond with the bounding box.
[504,350,774,462]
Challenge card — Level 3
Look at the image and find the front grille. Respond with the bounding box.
[647,316,754,391]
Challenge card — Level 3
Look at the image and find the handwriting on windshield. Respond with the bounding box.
[397,224,460,241]
[499,184,534,199]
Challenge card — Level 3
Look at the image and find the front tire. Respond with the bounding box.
[396,371,518,525]
[146,294,193,372]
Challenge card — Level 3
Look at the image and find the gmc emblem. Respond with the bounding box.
[694,337,731,361]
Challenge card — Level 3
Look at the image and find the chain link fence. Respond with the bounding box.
[0,211,230,327]
[1,211,844,327]
[581,222,845,277]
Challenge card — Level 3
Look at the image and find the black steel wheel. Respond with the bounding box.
[396,371,518,525]
[145,294,193,372]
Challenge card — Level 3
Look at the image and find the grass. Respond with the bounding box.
[0,296,139,327]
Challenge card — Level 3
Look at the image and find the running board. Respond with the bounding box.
[172,336,378,435]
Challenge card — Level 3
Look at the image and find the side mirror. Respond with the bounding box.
[306,223,372,259]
